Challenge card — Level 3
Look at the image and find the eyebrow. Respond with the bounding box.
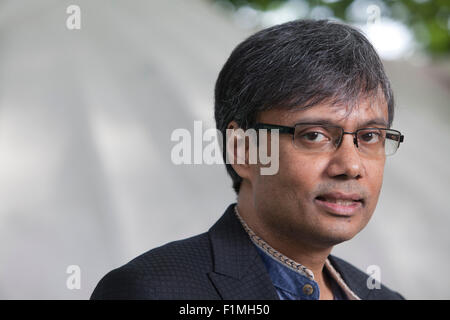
[293,117,389,128]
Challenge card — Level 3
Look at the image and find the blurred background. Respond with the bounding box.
[0,0,448,299]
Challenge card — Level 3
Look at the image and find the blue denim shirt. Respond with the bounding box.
[254,244,347,300]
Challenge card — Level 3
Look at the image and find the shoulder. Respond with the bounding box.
[91,232,217,299]
[328,255,405,300]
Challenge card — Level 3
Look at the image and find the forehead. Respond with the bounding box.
[259,96,389,128]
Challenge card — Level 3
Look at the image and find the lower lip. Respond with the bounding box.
[314,198,362,216]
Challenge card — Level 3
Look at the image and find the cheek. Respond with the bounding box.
[364,158,386,208]
[271,147,328,195]
[369,158,385,188]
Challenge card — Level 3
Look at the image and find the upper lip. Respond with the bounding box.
[315,192,363,202]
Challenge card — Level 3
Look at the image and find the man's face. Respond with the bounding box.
[249,98,388,249]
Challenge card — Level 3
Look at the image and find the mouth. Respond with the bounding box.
[314,192,364,217]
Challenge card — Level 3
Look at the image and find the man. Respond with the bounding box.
[91,19,405,300]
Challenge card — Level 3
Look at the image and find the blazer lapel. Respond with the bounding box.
[207,204,279,300]
[328,254,371,299]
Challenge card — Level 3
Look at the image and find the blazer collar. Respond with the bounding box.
[327,255,372,300]
[207,203,279,300]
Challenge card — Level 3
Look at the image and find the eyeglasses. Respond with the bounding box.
[253,122,404,157]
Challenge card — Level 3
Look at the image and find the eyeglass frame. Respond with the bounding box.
[253,122,404,156]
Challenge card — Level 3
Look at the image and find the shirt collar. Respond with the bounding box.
[234,205,360,300]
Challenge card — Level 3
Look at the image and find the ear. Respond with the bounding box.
[226,121,254,182]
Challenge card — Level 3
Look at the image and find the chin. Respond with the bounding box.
[309,235,351,249]
[323,233,356,246]
[313,224,362,247]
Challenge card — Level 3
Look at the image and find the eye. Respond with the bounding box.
[359,130,381,143]
[301,131,328,143]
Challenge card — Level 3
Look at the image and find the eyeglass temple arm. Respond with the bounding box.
[253,123,295,134]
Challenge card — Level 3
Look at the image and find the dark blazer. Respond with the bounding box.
[91,204,404,300]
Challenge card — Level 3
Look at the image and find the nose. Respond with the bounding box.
[325,134,364,179]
